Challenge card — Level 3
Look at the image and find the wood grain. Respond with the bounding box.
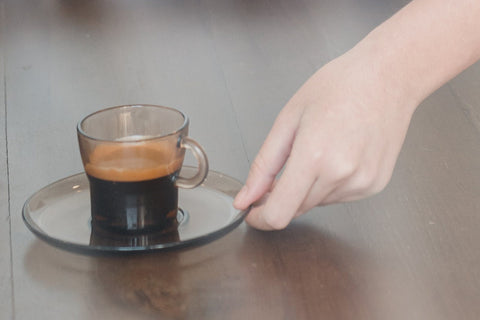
[3,0,480,319]
[0,0,13,318]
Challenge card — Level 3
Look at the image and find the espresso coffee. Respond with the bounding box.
[89,218,181,247]
[85,143,183,233]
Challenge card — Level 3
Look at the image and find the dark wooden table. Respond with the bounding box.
[2,0,480,319]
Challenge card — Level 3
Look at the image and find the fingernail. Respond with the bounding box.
[234,185,249,208]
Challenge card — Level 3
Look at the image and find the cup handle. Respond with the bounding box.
[175,137,209,189]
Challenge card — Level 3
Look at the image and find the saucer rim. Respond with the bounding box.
[22,167,248,255]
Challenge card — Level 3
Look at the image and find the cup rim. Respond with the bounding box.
[77,104,189,142]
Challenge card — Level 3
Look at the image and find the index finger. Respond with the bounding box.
[234,105,302,210]
[245,142,316,230]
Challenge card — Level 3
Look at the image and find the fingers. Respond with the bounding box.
[245,140,317,230]
[245,136,375,229]
[234,105,302,210]
[243,192,271,230]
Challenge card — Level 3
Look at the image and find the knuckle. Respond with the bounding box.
[369,174,391,195]
[353,167,390,196]
[310,148,325,164]
[313,152,356,180]
[353,168,377,193]
[263,213,290,230]
[334,157,357,179]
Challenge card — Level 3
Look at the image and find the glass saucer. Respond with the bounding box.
[23,166,248,255]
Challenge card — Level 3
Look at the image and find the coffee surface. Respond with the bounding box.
[85,143,183,182]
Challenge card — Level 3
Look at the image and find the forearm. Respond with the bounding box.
[349,0,480,108]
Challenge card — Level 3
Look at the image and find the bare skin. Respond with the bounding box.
[233,0,480,230]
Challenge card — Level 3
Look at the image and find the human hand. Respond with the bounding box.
[233,52,418,230]
[233,0,480,230]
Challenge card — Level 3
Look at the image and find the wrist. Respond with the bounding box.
[330,39,420,118]
[346,0,480,113]
[349,34,422,114]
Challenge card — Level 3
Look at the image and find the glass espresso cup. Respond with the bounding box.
[77,105,208,234]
